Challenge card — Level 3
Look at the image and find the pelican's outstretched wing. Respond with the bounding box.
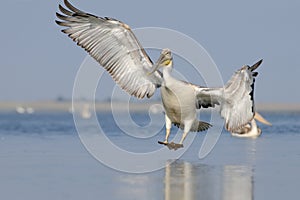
[194,60,263,131]
[56,0,162,98]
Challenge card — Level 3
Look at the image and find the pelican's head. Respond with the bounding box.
[148,48,173,75]
[158,48,173,67]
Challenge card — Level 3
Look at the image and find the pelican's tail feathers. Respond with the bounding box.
[191,121,212,132]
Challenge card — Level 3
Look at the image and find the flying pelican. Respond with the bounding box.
[56,0,264,150]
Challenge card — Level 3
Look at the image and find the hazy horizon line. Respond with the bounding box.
[1,100,300,112]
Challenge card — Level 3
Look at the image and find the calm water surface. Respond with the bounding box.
[0,111,299,200]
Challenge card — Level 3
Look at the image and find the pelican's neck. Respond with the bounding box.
[248,119,261,137]
[162,66,173,80]
[250,119,258,133]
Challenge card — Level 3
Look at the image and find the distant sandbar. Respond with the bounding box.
[1,101,300,113]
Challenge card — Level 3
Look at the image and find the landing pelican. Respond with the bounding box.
[231,112,272,138]
[56,0,264,150]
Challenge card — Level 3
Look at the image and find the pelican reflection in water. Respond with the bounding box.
[56,0,270,149]
[163,161,254,200]
[116,161,254,200]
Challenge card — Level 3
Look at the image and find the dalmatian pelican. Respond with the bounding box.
[231,112,272,138]
[56,0,267,150]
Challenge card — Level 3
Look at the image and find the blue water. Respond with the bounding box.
[0,111,299,200]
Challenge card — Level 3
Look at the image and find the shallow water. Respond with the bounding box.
[0,111,299,200]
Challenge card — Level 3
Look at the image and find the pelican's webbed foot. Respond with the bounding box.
[158,141,168,145]
[158,141,183,150]
[168,142,184,150]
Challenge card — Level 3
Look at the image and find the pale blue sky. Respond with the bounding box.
[0,0,299,103]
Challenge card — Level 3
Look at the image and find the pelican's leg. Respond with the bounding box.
[179,120,193,144]
[158,114,172,146]
[179,132,188,144]
[166,120,193,150]
[164,114,172,143]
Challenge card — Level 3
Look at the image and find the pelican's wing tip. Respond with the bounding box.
[250,59,263,71]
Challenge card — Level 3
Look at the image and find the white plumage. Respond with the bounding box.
[56,0,162,99]
[56,0,266,149]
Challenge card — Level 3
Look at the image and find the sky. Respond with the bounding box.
[0,0,299,103]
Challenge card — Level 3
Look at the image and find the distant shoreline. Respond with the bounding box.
[1,101,300,113]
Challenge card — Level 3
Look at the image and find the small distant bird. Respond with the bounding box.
[56,0,266,149]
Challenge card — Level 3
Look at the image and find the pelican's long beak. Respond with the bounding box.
[147,52,165,76]
[148,48,172,75]
[254,112,272,126]
[147,63,161,76]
